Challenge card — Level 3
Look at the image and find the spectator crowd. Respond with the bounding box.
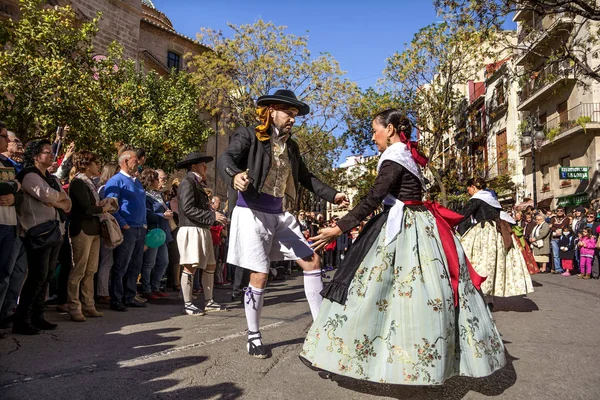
[513,204,600,279]
[0,122,359,337]
[1,120,597,338]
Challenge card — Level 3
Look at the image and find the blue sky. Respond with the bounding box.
[151,1,514,164]
[152,0,440,90]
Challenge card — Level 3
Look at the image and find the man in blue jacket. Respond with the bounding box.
[104,150,147,311]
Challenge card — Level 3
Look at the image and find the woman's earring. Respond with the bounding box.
[386,137,392,146]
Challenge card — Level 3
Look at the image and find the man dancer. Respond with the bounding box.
[218,89,349,358]
[176,153,227,315]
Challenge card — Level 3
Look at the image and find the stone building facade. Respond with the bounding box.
[0,0,231,198]
[514,9,600,210]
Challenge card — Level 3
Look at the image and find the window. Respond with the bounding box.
[540,163,550,190]
[557,101,568,124]
[560,156,570,167]
[496,129,508,175]
[539,112,547,126]
[496,81,506,106]
[541,163,549,177]
[167,51,181,71]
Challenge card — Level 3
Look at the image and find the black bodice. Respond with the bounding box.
[337,160,422,233]
[458,198,501,222]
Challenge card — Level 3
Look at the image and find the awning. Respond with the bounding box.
[556,192,590,207]
[515,200,533,210]
[537,197,554,210]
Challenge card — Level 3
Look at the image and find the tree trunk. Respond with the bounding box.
[428,164,448,207]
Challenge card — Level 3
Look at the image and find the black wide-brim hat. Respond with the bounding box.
[176,152,214,169]
[256,89,310,116]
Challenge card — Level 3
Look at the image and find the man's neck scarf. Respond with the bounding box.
[255,106,271,141]
[254,105,298,141]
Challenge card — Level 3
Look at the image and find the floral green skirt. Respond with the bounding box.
[460,222,534,297]
[301,208,506,385]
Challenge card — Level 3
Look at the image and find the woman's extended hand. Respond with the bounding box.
[310,226,342,252]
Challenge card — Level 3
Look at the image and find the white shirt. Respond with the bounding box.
[120,169,136,181]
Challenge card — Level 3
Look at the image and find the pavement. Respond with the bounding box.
[1,272,600,400]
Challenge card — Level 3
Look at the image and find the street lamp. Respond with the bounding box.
[521,111,546,209]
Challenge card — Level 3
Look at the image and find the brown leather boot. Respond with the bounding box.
[82,308,104,318]
[70,312,86,322]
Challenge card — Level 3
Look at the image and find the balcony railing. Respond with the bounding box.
[543,103,600,137]
[518,61,572,104]
[516,13,575,62]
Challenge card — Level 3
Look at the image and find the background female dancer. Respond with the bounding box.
[458,178,534,309]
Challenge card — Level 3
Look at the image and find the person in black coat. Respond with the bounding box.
[558,225,576,276]
[217,89,349,359]
[176,153,228,316]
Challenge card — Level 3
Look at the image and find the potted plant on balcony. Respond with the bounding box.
[541,183,551,193]
[546,127,560,141]
[560,180,572,188]
[576,116,592,133]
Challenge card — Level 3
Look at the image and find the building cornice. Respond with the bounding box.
[140,17,212,52]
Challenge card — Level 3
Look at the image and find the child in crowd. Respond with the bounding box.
[558,226,575,276]
[577,227,596,279]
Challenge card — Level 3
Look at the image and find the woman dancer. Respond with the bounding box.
[458,178,534,306]
[301,110,505,385]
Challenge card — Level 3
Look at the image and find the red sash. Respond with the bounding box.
[404,200,486,306]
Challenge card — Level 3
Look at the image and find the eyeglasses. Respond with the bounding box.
[8,138,21,144]
[0,134,8,140]
[587,216,595,219]
[40,150,53,156]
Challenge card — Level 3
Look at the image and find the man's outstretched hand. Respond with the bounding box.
[334,192,350,208]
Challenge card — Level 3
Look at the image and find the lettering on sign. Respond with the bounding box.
[559,167,590,180]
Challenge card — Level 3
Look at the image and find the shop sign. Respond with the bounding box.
[559,166,590,180]
[556,192,590,207]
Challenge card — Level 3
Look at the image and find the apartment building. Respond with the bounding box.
[514,8,600,210]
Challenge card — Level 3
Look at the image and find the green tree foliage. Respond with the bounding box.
[188,20,359,204]
[87,46,213,170]
[381,22,493,205]
[343,88,408,153]
[340,89,406,207]
[189,20,358,132]
[0,0,212,170]
[0,0,99,140]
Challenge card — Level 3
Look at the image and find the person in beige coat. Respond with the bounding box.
[530,213,551,272]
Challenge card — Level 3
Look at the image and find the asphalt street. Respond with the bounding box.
[1,271,599,400]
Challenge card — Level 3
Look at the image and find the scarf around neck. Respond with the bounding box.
[75,172,100,203]
[471,189,516,224]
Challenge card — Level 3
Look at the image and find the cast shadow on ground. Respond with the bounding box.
[324,350,518,400]
[2,323,245,400]
[120,356,244,400]
[266,336,305,352]
[492,295,539,313]
[532,280,543,287]
[264,289,307,307]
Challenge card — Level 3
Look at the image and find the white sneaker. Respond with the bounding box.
[204,299,226,313]
[135,294,148,303]
[183,303,205,316]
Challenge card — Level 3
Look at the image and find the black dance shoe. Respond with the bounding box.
[247,331,271,359]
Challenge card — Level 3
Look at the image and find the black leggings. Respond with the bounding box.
[15,238,62,322]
